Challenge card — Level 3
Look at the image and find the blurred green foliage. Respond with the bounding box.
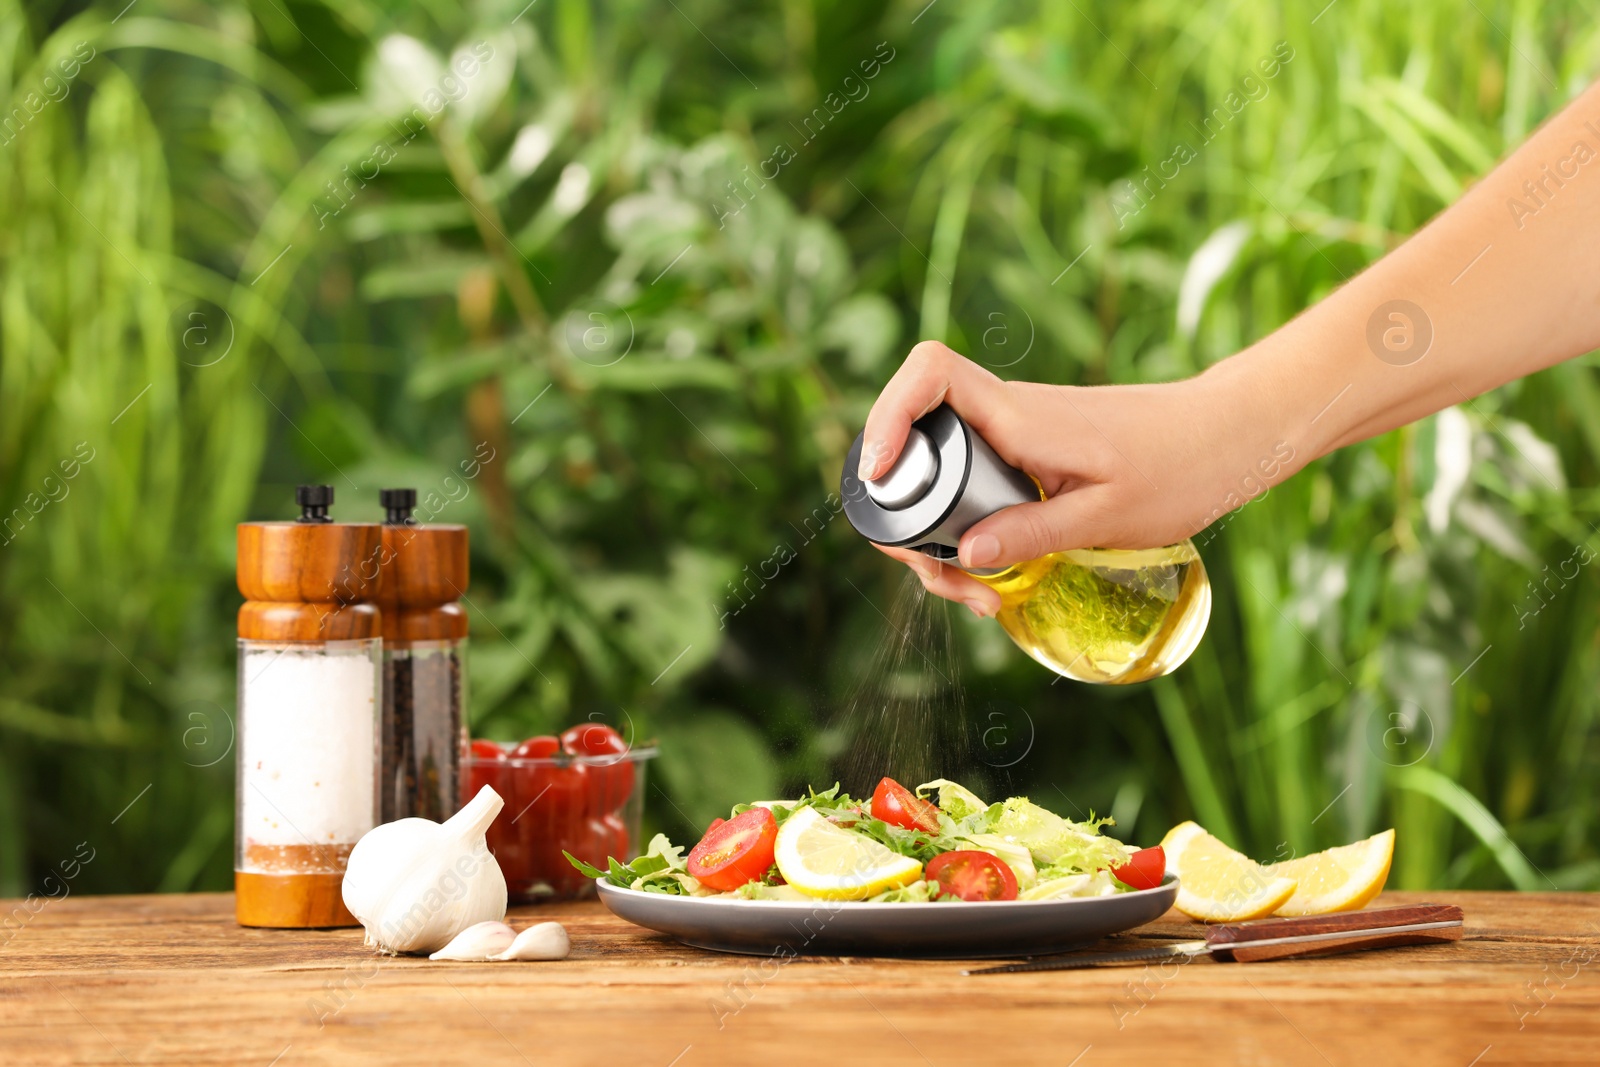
[3,0,1599,896]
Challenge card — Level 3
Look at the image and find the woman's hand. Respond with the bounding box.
[859,342,1296,614]
[864,81,1600,615]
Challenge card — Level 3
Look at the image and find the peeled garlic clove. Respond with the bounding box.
[429,920,517,961]
[492,921,570,961]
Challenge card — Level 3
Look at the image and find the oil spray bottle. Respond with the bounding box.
[841,405,1210,684]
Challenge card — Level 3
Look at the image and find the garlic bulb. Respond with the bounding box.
[341,785,508,955]
[430,921,516,961]
[493,921,570,961]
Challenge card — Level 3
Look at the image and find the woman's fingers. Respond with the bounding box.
[858,341,1012,480]
[873,544,1003,616]
[957,488,1123,568]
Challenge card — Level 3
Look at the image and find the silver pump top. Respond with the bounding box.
[840,405,1039,567]
[864,428,940,509]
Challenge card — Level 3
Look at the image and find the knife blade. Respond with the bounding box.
[965,902,1465,975]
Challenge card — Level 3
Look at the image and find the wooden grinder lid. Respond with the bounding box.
[236,487,382,643]
[377,488,469,645]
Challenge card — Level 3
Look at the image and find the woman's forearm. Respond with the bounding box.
[1225,79,1600,475]
[859,78,1600,587]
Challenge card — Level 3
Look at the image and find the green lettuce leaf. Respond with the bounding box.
[1018,869,1123,901]
[988,797,1135,873]
[917,778,992,823]
[735,882,811,901]
[868,879,952,903]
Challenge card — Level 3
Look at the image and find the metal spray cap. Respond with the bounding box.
[840,405,1039,567]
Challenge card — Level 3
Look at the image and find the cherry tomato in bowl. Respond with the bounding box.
[511,734,590,827]
[687,807,778,891]
[464,739,510,802]
[561,722,635,813]
[510,735,560,760]
[601,812,631,859]
[1110,846,1166,890]
[463,727,654,902]
[870,777,941,835]
[925,850,1020,901]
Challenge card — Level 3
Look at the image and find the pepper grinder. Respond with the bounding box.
[377,488,469,824]
[235,485,383,927]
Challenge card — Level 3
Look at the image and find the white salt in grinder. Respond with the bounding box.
[234,485,383,927]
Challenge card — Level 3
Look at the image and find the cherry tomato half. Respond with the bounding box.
[687,807,778,891]
[561,722,635,813]
[925,850,1020,901]
[870,777,941,835]
[1110,846,1166,890]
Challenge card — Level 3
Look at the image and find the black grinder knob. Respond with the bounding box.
[380,488,417,526]
[295,484,334,523]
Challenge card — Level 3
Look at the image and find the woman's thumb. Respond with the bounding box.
[957,491,1115,569]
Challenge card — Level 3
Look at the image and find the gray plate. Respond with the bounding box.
[595,875,1180,959]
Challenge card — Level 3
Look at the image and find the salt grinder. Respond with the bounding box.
[376,488,469,824]
[234,485,382,928]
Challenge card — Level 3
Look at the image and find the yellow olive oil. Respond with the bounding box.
[973,540,1211,684]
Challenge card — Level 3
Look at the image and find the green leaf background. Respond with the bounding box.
[2,0,1599,895]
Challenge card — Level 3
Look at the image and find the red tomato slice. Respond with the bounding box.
[1110,846,1165,890]
[687,807,778,891]
[925,850,1019,901]
[870,777,941,835]
[561,722,636,813]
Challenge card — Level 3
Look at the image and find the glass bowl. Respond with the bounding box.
[462,741,657,902]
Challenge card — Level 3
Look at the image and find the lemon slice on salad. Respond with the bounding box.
[1266,830,1394,916]
[774,807,923,900]
[1161,821,1297,922]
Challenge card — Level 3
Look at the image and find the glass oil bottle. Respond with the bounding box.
[840,405,1210,684]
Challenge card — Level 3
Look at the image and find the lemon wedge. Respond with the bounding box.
[1161,821,1298,922]
[774,807,923,900]
[1266,829,1394,916]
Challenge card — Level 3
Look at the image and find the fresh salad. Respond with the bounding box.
[566,777,1166,902]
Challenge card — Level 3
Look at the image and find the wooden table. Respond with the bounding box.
[2,891,1596,1066]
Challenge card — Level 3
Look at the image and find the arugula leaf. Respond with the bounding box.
[565,852,609,880]
[566,832,703,896]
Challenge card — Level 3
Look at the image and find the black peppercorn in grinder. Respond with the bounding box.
[376,488,469,822]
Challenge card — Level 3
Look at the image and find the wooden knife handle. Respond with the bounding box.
[1206,902,1464,963]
